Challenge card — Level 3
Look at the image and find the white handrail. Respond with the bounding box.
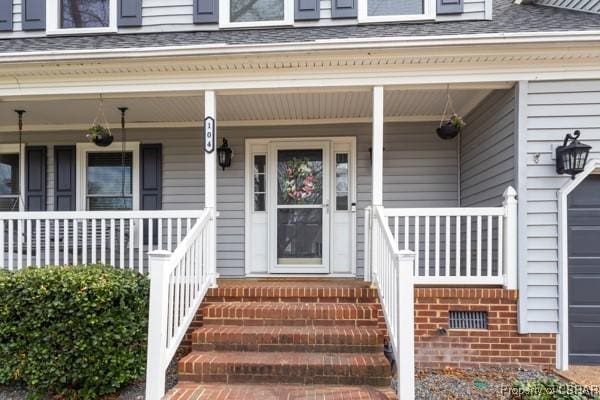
[0,210,205,272]
[145,208,217,400]
[371,206,415,400]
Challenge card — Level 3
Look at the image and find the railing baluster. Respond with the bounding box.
[466,216,471,277]
[158,218,163,250]
[91,219,97,263]
[404,216,409,250]
[26,219,32,267]
[63,219,69,265]
[110,219,116,267]
[497,216,504,278]
[414,216,419,276]
[35,220,41,267]
[167,218,173,252]
[0,220,4,269]
[434,216,440,278]
[8,220,13,270]
[17,220,23,270]
[177,218,182,245]
[101,219,106,264]
[445,216,450,277]
[82,219,88,265]
[45,220,50,266]
[54,219,59,265]
[477,216,482,278]
[120,219,125,269]
[424,216,429,277]
[129,219,134,270]
[456,216,461,277]
[138,218,144,273]
[149,219,154,252]
[487,215,493,277]
[73,219,78,265]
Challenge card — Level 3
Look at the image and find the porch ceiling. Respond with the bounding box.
[0,87,494,132]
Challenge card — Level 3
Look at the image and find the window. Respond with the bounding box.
[253,155,266,212]
[358,0,434,22]
[76,142,139,211]
[0,154,21,212]
[86,152,133,211]
[47,0,117,34]
[221,0,293,27]
[335,153,349,211]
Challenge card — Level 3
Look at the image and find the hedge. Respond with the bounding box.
[0,265,150,399]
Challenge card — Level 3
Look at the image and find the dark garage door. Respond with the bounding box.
[568,174,600,365]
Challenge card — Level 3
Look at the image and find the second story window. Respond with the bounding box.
[358,0,434,22]
[47,0,117,34]
[221,0,293,28]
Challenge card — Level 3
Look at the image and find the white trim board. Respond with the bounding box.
[556,158,600,371]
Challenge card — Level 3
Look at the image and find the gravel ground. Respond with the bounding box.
[415,367,569,400]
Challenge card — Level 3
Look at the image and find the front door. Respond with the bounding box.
[269,142,330,273]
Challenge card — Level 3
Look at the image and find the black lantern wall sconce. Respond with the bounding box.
[368,146,386,165]
[555,130,592,179]
[217,138,233,171]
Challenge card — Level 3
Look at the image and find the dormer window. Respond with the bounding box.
[358,0,435,22]
[221,0,293,28]
[47,0,117,34]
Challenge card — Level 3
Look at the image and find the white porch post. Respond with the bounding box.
[503,186,518,290]
[372,86,384,206]
[204,90,218,287]
[397,249,415,400]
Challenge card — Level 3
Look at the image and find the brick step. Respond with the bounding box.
[192,325,383,353]
[165,382,397,400]
[201,302,379,326]
[205,280,379,304]
[178,351,392,386]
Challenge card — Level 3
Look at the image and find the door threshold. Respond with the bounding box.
[246,273,357,278]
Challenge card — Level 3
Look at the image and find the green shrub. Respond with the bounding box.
[512,378,600,400]
[0,265,150,399]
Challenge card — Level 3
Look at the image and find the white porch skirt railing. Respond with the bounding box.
[366,187,518,288]
[371,205,415,400]
[145,208,217,400]
[0,210,206,273]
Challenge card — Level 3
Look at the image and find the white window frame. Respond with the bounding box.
[46,0,118,35]
[357,0,435,23]
[0,144,26,212]
[76,142,140,212]
[220,0,294,28]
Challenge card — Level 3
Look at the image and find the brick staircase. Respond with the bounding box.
[164,279,396,400]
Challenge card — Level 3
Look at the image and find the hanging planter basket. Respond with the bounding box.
[86,98,114,147]
[437,121,462,141]
[87,124,114,147]
[436,88,466,141]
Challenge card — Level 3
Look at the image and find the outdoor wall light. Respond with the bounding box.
[217,138,233,171]
[556,130,592,179]
[368,146,386,165]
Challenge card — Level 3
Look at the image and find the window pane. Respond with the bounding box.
[278,149,322,205]
[0,197,19,211]
[254,155,266,212]
[61,0,109,28]
[336,195,348,211]
[230,0,285,22]
[254,155,266,174]
[254,194,265,212]
[368,0,423,16]
[88,197,133,211]
[0,154,19,196]
[87,152,132,196]
[277,208,322,263]
[336,153,349,211]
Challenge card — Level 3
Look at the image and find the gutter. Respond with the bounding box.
[1,30,600,63]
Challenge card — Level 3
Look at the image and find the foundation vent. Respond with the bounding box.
[448,311,488,330]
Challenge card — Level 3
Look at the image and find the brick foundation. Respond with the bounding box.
[415,288,556,369]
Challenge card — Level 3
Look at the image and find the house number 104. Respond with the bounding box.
[204,116,215,154]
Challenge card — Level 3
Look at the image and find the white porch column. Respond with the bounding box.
[204,90,218,286]
[372,86,384,206]
[503,186,518,290]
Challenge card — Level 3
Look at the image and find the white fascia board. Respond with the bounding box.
[2,30,600,63]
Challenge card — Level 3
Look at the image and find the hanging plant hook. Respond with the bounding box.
[13,110,26,211]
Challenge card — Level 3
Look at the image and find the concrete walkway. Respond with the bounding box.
[555,365,600,386]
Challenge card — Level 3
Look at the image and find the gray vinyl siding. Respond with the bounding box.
[535,0,600,14]
[460,88,516,207]
[0,122,457,277]
[2,0,486,37]
[524,80,600,333]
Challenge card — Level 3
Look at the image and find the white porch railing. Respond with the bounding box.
[367,187,518,288]
[0,210,205,273]
[145,208,217,400]
[370,205,415,400]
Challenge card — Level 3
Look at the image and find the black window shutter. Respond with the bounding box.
[437,0,463,14]
[54,146,76,211]
[0,0,13,32]
[22,0,45,31]
[331,0,357,18]
[194,0,218,24]
[140,144,162,211]
[118,0,142,27]
[295,0,320,20]
[26,146,47,211]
